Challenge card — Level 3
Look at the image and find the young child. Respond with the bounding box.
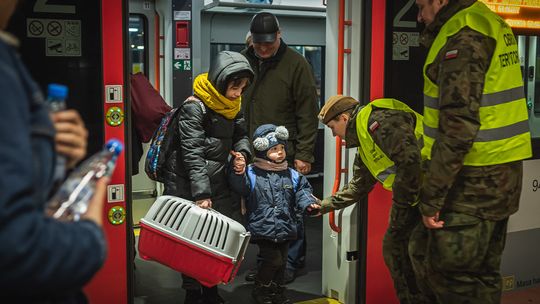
[229,124,320,304]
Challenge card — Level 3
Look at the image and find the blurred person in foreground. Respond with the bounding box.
[0,1,108,302]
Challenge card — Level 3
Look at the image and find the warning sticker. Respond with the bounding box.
[174,11,191,21]
[107,184,125,203]
[27,18,82,57]
[174,48,190,60]
[393,45,409,61]
[46,39,64,56]
[392,31,419,47]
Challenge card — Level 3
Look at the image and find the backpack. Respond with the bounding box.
[144,108,180,181]
[246,165,299,192]
[144,97,204,182]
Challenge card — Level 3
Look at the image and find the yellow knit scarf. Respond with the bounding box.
[193,73,241,120]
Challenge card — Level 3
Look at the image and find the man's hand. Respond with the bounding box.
[230,151,246,175]
[196,199,213,209]
[422,211,444,229]
[294,159,311,175]
[51,110,88,168]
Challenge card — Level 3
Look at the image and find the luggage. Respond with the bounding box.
[138,196,251,287]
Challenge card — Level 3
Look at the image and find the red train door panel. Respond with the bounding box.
[85,0,132,303]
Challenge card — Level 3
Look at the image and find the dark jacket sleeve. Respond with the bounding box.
[420,28,495,216]
[294,173,317,213]
[228,169,251,198]
[371,109,422,207]
[292,53,319,163]
[178,101,211,201]
[0,47,105,295]
[320,155,377,214]
[232,111,252,160]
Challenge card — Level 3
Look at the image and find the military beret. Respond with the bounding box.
[318,95,359,124]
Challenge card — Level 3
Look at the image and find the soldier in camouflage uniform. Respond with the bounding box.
[317,95,428,304]
[411,0,532,303]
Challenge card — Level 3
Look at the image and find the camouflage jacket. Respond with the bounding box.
[320,105,422,214]
[419,0,523,220]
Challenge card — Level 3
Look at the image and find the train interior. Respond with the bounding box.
[6,0,540,303]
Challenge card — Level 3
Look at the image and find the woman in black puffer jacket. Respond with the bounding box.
[161,51,253,304]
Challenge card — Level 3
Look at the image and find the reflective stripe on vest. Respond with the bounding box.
[356,98,423,190]
[422,1,531,166]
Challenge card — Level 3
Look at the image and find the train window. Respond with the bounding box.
[210,44,325,108]
[129,14,148,75]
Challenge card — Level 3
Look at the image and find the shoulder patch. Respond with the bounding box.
[369,121,380,133]
[444,49,458,60]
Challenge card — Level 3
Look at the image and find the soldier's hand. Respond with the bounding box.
[422,212,444,229]
[294,159,311,175]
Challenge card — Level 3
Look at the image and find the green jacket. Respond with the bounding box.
[320,105,422,214]
[241,40,319,163]
[419,0,524,220]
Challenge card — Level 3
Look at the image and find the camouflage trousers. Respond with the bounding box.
[408,212,509,304]
[382,203,430,304]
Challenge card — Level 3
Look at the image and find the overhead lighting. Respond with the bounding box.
[129,28,138,32]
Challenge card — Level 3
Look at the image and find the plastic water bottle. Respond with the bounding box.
[46,139,123,221]
[47,84,68,182]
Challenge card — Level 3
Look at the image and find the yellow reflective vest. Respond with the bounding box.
[356,98,423,190]
[422,1,531,165]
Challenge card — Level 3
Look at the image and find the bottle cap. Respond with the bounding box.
[47,83,69,100]
[106,139,124,156]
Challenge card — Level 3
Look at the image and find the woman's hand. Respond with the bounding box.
[196,198,213,209]
[230,151,246,175]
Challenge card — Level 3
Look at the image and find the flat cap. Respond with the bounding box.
[250,12,279,43]
[318,95,359,124]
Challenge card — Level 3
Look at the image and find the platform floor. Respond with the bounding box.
[503,284,540,304]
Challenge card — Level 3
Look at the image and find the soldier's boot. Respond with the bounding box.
[252,282,273,304]
[270,282,291,304]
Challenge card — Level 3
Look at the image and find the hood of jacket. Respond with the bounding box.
[208,51,254,95]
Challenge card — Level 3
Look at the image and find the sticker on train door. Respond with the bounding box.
[107,184,125,203]
[105,85,123,103]
[173,60,191,71]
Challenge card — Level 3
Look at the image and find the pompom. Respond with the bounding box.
[274,126,289,140]
[253,137,269,151]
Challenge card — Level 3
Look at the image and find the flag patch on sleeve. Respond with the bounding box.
[444,49,458,60]
[369,121,380,133]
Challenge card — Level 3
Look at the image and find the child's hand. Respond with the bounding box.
[306,203,321,217]
[306,195,322,217]
[230,151,246,175]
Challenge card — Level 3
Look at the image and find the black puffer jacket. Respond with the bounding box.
[162,52,252,205]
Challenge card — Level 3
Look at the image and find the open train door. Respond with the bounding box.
[322,0,424,303]
[8,1,133,303]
